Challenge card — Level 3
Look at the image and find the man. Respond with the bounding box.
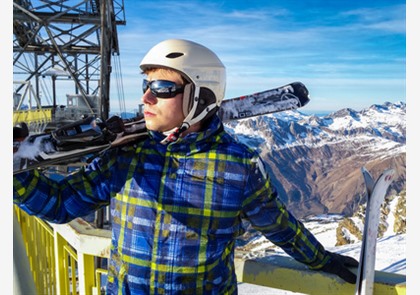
[14,39,358,294]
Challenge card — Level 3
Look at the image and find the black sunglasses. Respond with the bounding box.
[142,79,185,98]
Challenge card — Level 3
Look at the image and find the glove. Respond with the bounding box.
[13,122,29,141]
[319,251,359,284]
[13,123,29,153]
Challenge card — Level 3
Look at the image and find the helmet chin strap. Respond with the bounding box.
[160,86,217,145]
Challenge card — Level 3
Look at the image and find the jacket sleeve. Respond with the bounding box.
[241,155,329,269]
[13,149,122,224]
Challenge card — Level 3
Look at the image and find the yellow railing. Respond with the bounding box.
[14,206,406,295]
[15,206,56,294]
[14,206,109,295]
[13,108,53,125]
[13,108,53,134]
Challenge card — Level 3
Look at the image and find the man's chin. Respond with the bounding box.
[145,124,171,133]
[145,120,180,133]
[144,121,157,131]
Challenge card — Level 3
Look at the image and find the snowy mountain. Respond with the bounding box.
[224,101,406,219]
[228,101,406,294]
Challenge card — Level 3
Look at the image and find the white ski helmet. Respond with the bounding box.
[139,39,226,134]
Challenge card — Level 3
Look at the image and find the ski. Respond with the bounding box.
[13,116,149,175]
[218,81,309,121]
[13,81,310,174]
[355,167,395,295]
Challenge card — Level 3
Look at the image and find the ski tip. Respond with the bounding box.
[361,167,373,179]
[381,168,395,182]
[361,167,375,197]
[368,168,395,190]
[290,82,310,107]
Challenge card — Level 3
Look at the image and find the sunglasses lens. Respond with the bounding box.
[142,79,149,93]
[142,80,184,98]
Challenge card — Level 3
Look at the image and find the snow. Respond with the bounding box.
[237,214,406,294]
[13,133,54,161]
[384,198,399,236]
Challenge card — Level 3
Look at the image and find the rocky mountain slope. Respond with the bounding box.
[225,101,406,219]
[336,189,406,245]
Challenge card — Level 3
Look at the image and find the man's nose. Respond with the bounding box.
[142,89,158,104]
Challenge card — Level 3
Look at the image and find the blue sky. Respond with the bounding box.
[109,0,406,114]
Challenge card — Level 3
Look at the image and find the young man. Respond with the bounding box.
[14,39,358,294]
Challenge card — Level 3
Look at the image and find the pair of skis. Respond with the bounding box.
[355,167,395,295]
[13,81,310,175]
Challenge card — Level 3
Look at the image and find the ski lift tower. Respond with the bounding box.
[13,0,126,125]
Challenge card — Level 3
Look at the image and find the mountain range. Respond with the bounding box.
[224,101,406,219]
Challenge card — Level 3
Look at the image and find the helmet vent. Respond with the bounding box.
[166,52,184,59]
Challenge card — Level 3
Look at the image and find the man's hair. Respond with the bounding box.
[142,68,187,85]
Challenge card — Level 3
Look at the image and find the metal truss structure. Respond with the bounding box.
[13,0,126,121]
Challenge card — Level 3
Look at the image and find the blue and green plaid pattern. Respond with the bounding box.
[14,116,328,294]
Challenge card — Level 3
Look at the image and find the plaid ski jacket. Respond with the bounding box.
[13,116,329,295]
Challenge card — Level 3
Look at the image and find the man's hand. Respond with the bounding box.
[320,251,359,284]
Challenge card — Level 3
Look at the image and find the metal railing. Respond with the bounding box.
[14,206,406,295]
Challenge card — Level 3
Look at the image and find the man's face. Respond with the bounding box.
[141,69,185,132]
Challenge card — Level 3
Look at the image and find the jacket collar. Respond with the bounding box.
[149,115,224,151]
